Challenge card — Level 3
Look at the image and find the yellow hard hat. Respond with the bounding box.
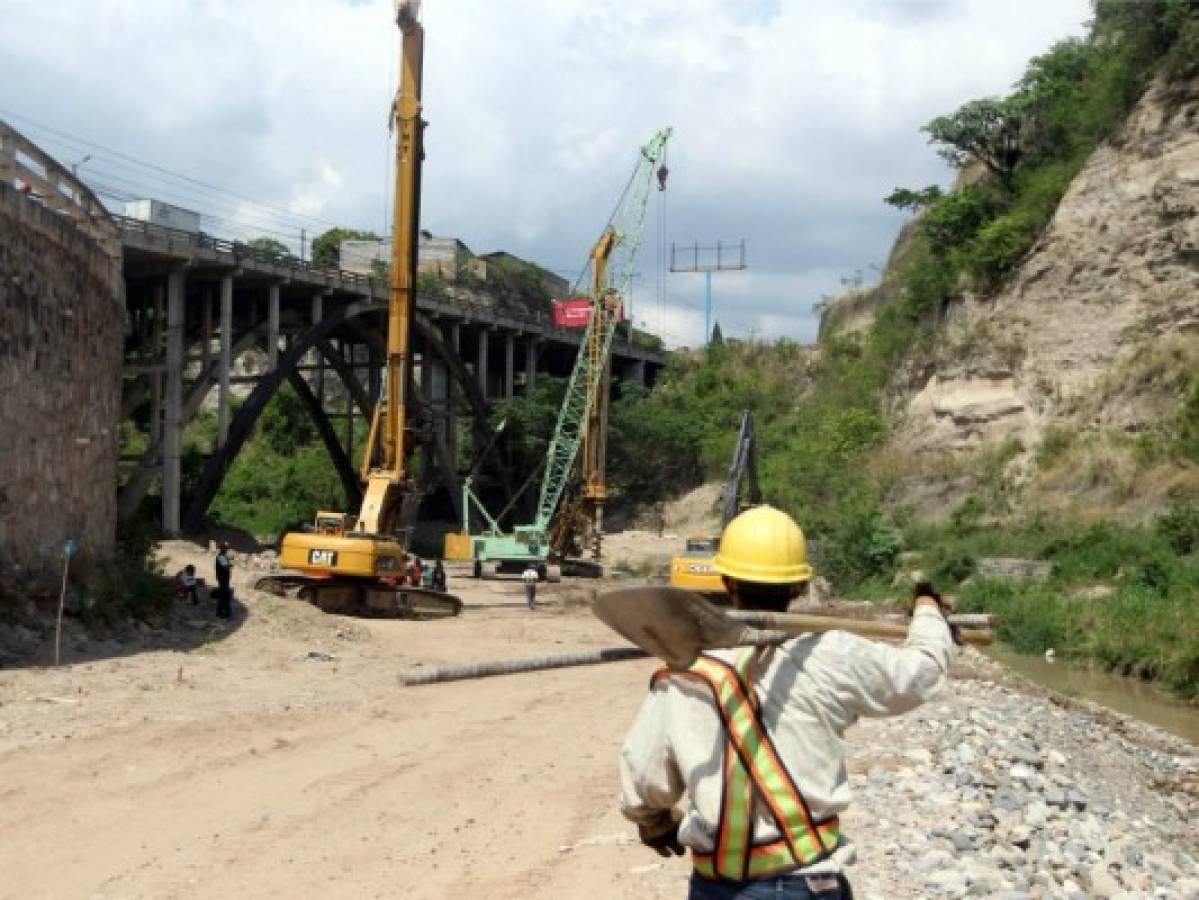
[713,505,812,585]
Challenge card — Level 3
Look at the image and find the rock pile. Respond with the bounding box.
[848,677,1197,899]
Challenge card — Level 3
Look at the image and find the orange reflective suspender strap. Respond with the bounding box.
[655,650,839,881]
[712,651,756,880]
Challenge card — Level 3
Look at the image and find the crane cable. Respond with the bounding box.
[656,141,669,336]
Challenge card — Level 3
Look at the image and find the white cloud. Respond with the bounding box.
[1,0,1091,344]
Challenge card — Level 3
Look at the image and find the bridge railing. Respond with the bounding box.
[0,120,121,260]
[114,213,382,289]
[114,212,665,359]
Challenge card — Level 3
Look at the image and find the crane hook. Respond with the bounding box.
[656,163,670,192]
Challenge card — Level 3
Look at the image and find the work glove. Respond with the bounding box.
[638,810,685,858]
[911,581,963,646]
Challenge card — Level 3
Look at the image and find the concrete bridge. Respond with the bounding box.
[116,213,666,537]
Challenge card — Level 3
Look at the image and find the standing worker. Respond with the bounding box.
[214,542,234,619]
[619,506,956,899]
[432,559,447,593]
[521,564,539,610]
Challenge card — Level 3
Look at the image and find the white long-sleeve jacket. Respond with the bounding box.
[619,606,955,867]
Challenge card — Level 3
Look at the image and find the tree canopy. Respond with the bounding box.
[922,98,1026,186]
[311,227,381,269]
[243,237,290,258]
[884,185,943,213]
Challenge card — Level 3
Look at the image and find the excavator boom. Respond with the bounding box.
[669,410,762,594]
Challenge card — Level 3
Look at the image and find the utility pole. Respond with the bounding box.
[670,240,748,345]
[300,227,307,263]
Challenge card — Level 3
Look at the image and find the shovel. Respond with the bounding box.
[593,587,992,670]
[402,586,992,686]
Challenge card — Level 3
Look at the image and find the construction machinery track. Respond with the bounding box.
[255,575,463,620]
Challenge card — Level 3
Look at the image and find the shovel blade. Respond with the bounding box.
[593,587,754,669]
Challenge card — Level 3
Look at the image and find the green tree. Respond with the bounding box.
[490,377,569,485]
[311,227,380,269]
[710,322,724,346]
[923,98,1026,186]
[918,185,1005,253]
[244,237,290,257]
[259,385,315,455]
[884,185,944,212]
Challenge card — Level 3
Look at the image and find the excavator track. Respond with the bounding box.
[254,576,463,620]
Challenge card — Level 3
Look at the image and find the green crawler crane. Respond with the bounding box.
[455,128,672,581]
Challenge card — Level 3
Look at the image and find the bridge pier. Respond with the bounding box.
[631,357,646,388]
[201,287,212,373]
[343,340,355,469]
[162,267,185,536]
[525,336,538,392]
[476,327,488,398]
[150,283,164,450]
[312,291,326,409]
[504,332,515,399]
[217,273,233,448]
[447,322,460,471]
[267,282,281,371]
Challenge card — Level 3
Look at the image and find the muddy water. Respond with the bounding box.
[987,645,1199,746]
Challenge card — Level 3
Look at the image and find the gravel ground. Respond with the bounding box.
[842,652,1198,899]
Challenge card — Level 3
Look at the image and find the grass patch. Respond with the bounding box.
[913,509,1199,698]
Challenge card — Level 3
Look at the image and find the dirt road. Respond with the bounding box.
[0,542,695,899]
[1,541,1194,899]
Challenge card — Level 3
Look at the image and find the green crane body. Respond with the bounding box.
[463,128,672,578]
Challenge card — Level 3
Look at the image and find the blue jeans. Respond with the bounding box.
[688,871,852,900]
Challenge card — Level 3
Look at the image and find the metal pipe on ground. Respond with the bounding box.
[402,647,646,686]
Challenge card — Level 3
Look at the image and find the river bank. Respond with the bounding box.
[988,644,1199,746]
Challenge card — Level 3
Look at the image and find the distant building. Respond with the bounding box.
[124,198,201,234]
[338,231,487,280]
[340,239,389,276]
[338,234,566,313]
[420,232,486,280]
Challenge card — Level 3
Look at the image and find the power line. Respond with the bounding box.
[80,163,306,240]
[0,107,345,230]
[21,129,320,240]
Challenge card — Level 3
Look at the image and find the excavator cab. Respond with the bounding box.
[684,537,718,555]
[669,536,722,594]
[315,512,350,536]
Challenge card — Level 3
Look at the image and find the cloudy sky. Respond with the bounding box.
[1,0,1091,346]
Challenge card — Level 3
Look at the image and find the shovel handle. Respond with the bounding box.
[729,611,993,646]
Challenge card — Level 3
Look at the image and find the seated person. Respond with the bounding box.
[175,564,201,605]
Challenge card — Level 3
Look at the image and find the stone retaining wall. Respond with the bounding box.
[0,181,123,573]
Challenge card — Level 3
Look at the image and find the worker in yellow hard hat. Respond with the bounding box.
[619,505,956,899]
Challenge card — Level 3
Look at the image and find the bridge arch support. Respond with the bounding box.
[181,302,505,533]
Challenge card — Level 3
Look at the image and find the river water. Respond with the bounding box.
[986,645,1199,746]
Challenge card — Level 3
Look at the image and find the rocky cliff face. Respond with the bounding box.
[880,74,1199,520]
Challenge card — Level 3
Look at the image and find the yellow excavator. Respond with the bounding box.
[668,410,761,595]
[259,1,460,618]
